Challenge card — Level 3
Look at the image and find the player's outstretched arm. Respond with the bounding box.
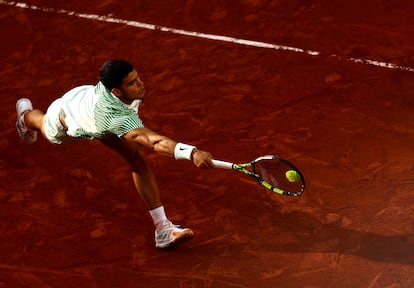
[124,127,213,168]
[124,127,176,156]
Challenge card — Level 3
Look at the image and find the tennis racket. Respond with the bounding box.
[212,155,305,196]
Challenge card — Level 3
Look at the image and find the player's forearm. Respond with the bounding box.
[141,134,212,168]
[125,128,179,157]
[124,129,167,154]
[151,137,197,161]
[151,136,177,157]
[125,128,204,163]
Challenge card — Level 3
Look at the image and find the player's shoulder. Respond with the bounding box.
[63,84,94,97]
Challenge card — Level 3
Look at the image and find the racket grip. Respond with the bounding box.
[212,159,234,169]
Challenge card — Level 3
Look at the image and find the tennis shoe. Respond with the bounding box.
[16,98,37,144]
[155,221,194,248]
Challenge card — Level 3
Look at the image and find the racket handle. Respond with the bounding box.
[212,159,234,170]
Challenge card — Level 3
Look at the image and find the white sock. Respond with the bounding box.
[149,206,168,231]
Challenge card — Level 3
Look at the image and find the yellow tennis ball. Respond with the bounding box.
[285,170,299,182]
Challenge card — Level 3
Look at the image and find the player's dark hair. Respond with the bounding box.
[99,59,134,90]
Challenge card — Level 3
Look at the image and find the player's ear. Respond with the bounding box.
[111,88,122,97]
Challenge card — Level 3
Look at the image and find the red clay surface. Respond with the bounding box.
[1,1,414,287]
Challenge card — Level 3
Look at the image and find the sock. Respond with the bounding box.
[149,206,168,231]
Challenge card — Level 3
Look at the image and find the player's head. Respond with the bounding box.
[100,59,145,102]
[99,59,134,90]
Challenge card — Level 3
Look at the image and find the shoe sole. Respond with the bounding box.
[156,229,194,249]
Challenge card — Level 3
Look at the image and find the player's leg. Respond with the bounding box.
[24,110,45,129]
[100,134,162,209]
[16,98,47,144]
[99,135,193,248]
[16,98,75,145]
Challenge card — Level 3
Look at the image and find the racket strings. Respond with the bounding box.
[257,166,280,187]
[254,160,303,193]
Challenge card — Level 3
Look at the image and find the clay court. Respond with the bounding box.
[1,0,414,287]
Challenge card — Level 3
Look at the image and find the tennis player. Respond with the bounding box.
[15,59,214,248]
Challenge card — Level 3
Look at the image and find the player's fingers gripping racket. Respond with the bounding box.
[212,155,305,196]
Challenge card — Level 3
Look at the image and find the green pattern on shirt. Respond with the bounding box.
[73,82,143,139]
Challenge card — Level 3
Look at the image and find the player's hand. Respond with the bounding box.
[192,149,214,169]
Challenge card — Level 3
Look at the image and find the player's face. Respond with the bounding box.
[115,69,145,103]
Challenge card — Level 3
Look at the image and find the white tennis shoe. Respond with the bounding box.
[155,221,194,248]
[16,98,37,144]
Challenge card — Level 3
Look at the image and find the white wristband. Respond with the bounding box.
[174,142,196,160]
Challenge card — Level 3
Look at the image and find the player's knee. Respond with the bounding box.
[130,159,151,174]
[128,150,151,174]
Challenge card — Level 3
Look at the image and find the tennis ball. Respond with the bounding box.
[285,170,299,183]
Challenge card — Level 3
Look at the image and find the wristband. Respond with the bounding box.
[174,142,196,160]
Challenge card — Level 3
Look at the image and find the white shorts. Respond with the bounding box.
[43,98,75,144]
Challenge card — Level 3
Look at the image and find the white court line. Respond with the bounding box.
[2,0,414,73]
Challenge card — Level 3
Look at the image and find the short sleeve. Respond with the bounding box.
[109,113,144,137]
